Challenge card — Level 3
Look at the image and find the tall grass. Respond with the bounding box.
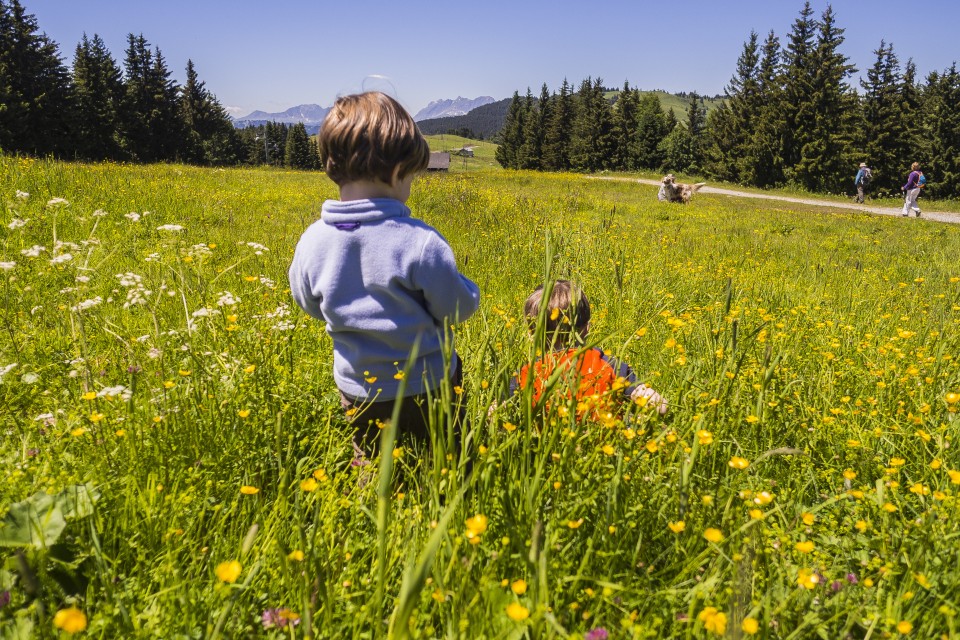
[1,156,960,638]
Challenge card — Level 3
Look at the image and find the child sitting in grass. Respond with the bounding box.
[512,280,667,421]
[288,92,480,451]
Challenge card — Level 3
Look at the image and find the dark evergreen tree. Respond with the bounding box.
[0,0,75,156]
[746,30,786,187]
[704,31,760,182]
[780,2,818,185]
[792,5,857,192]
[284,122,314,169]
[543,79,573,171]
[658,122,694,173]
[569,77,613,172]
[612,81,640,170]
[925,64,960,198]
[685,91,708,174]
[72,33,124,159]
[859,41,909,194]
[179,59,240,165]
[635,93,669,170]
[495,91,523,169]
[900,60,924,165]
[147,47,183,161]
[517,88,541,170]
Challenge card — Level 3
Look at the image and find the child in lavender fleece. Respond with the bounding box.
[288,92,480,450]
[901,162,922,217]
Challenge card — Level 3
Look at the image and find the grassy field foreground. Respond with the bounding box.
[2,157,960,638]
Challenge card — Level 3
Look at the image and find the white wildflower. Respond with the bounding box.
[157,224,184,232]
[72,297,103,312]
[15,190,29,200]
[259,276,276,289]
[136,335,151,342]
[272,320,295,331]
[216,291,240,307]
[144,252,161,262]
[125,212,141,222]
[99,385,132,400]
[7,218,28,230]
[50,254,73,265]
[148,347,162,359]
[116,273,142,287]
[21,245,45,257]
[34,412,55,425]
[0,261,15,271]
[46,197,69,207]
[21,373,39,384]
[93,209,108,217]
[191,307,220,318]
[30,306,42,315]
[75,275,90,283]
[244,241,269,255]
[54,241,80,252]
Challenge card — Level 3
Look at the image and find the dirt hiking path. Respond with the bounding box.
[595,177,960,225]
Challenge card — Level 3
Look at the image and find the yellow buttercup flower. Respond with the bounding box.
[897,620,913,634]
[81,391,97,401]
[728,456,749,470]
[795,540,815,553]
[697,607,727,635]
[53,606,87,633]
[300,478,318,492]
[697,430,714,445]
[287,550,304,561]
[741,617,760,635]
[668,521,685,533]
[511,579,527,595]
[505,602,529,621]
[238,409,251,418]
[215,560,242,583]
[703,528,723,543]
[797,568,819,589]
[465,514,488,545]
[240,485,259,495]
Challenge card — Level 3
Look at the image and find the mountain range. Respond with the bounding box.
[412,96,496,121]
[232,96,497,134]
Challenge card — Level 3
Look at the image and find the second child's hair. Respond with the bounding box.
[319,92,430,186]
[524,280,591,341]
[911,161,920,171]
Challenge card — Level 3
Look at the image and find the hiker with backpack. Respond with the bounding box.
[854,162,872,204]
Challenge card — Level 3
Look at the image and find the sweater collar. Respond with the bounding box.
[321,198,411,225]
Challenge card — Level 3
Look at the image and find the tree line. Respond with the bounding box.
[497,2,960,199]
[0,0,320,169]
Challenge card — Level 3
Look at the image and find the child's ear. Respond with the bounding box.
[390,165,403,187]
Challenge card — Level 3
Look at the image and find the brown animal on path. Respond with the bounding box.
[657,174,706,204]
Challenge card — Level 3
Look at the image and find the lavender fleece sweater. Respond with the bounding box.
[288,198,480,400]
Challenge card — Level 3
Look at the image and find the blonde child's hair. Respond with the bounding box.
[911,161,920,171]
[319,92,430,186]
[523,280,591,343]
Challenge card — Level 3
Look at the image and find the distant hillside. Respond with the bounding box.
[416,91,725,141]
[416,98,512,140]
[414,96,496,121]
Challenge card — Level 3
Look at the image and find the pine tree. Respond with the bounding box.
[658,122,694,174]
[859,41,909,194]
[635,93,669,170]
[792,5,857,192]
[685,91,708,174]
[570,77,613,172]
[179,59,240,165]
[704,31,760,182]
[495,91,523,169]
[780,2,818,185]
[543,79,573,171]
[0,0,75,156]
[746,30,786,187]
[284,122,314,169]
[612,81,640,170]
[147,47,183,161]
[72,33,124,159]
[925,64,960,198]
[517,88,541,170]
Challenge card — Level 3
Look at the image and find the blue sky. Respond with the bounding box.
[23,0,960,118]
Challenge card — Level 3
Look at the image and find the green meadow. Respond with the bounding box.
[2,154,960,639]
